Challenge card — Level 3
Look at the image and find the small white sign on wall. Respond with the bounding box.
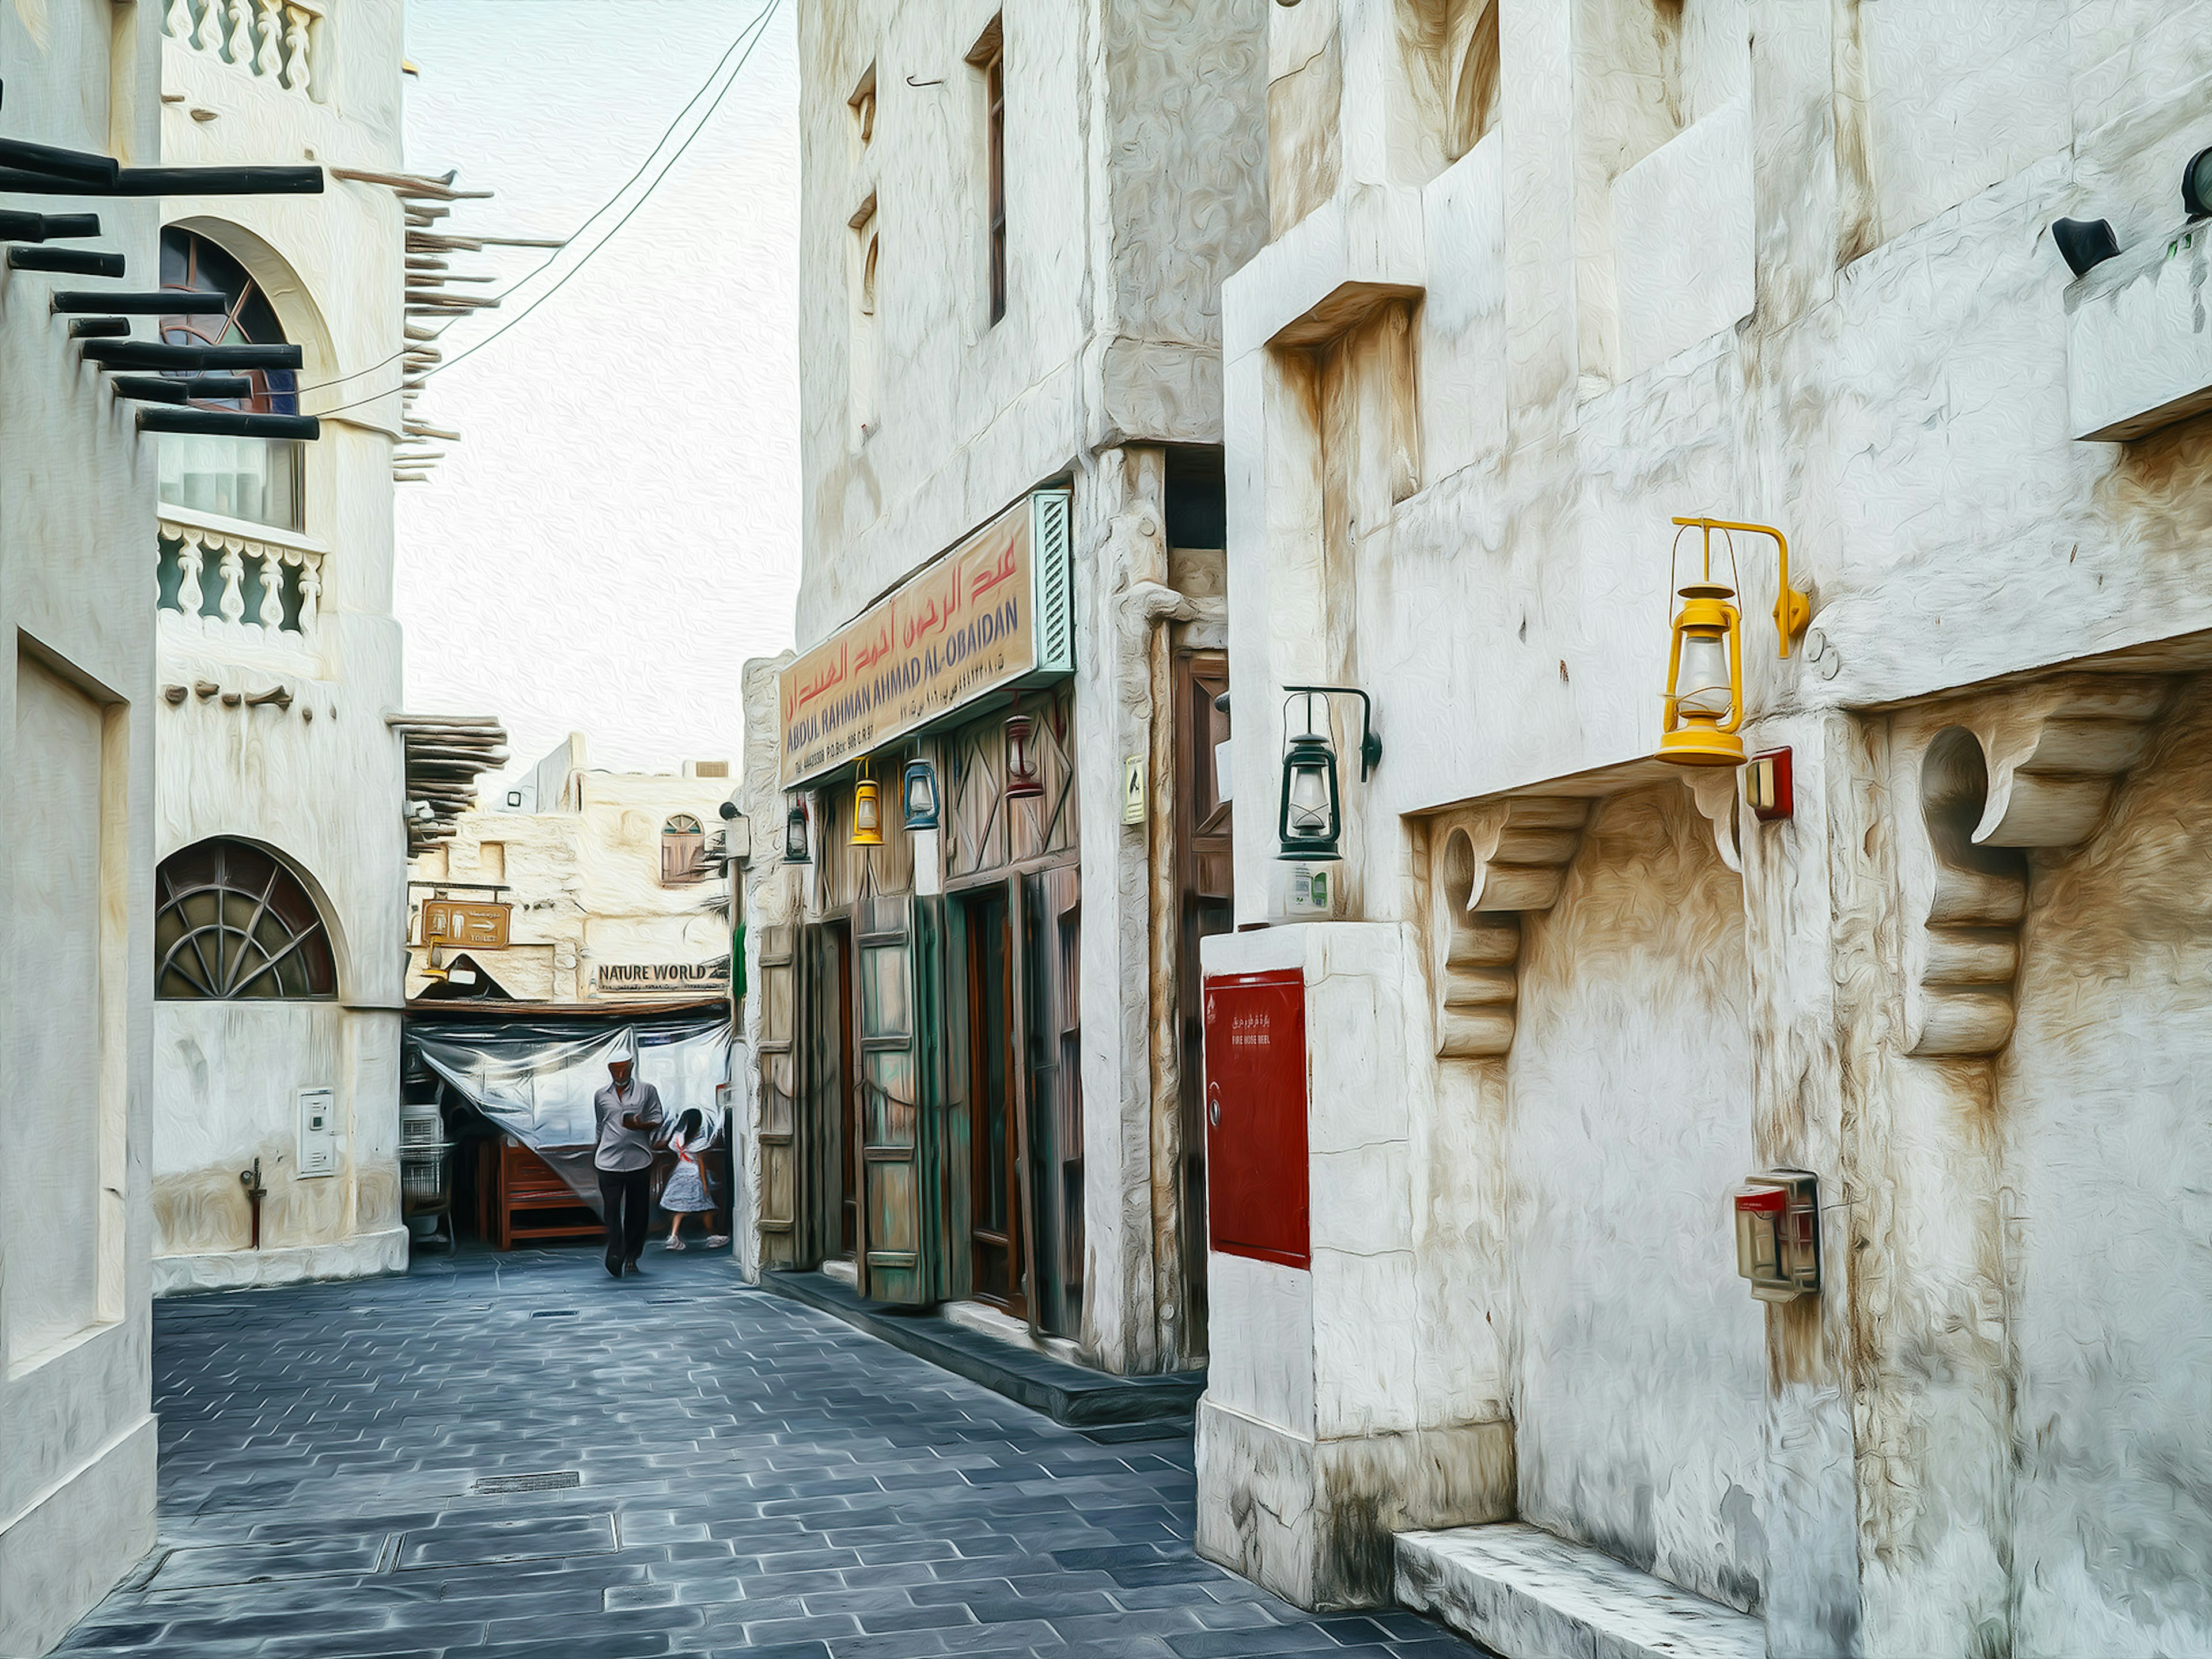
[1122,756,1147,825]
[297,1087,338,1177]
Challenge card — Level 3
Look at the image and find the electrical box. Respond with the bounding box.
[1283,861,1336,918]
[1203,968,1310,1268]
[1734,1171,1819,1302]
[297,1087,338,1178]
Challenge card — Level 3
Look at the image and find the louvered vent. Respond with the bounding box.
[1033,488,1075,675]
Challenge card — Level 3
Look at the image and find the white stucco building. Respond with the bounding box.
[146,1,418,1295]
[404,736,738,1006]
[734,0,1266,1372]
[1195,1,2212,1656]
[0,12,162,1651]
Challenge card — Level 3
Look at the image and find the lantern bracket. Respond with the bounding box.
[1284,685,1381,781]
[1672,517,1809,658]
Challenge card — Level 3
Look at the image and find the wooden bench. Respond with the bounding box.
[484,1136,678,1251]
[491,1137,603,1251]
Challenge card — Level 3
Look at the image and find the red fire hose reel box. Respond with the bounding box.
[1203,968,1310,1269]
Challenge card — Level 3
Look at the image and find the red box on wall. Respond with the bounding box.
[1203,968,1310,1270]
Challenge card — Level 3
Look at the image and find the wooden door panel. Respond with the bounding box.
[855,894,932,1304]
[756,925,800,1268]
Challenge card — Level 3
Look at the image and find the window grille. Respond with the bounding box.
[155,839,336,999]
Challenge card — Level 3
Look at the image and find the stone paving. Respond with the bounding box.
[56,1244,1489,1658]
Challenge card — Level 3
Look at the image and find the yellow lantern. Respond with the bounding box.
[1660,581,1745,766]
[1658,517,1809,767]
[850,759,884,846]
[1658,521,1745,767]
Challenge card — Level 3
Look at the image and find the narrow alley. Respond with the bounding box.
[54,1251,1482,1659]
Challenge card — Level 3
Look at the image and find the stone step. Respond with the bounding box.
[760,1269,1207,1429]
[1395,1522,1766,1659]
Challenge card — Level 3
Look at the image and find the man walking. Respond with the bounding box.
[594,1053,664,1277]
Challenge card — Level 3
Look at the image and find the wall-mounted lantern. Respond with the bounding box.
[902,756,940,831]
[1276,685,1380,861]
[1658,517,1808,768]
[851,759,884,847]
[1004,707,1044,800]
[783,800,810,864]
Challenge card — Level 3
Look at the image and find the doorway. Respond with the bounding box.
[829,918,859,1263]
[964,885,1025,1316]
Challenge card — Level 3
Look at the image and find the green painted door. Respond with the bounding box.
[853,894,950,1304]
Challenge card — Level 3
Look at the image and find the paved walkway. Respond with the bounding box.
[56,1245,1486,1658]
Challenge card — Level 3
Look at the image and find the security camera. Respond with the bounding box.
[2186,145,2212,220]
[719,798,741,821]
[2050,217,2119,278]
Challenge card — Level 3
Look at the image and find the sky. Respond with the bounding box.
[393,0,800,789]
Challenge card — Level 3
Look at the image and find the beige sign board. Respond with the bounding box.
[423,899,509,949]
[778,497,1039,788]
[594,961,730,995]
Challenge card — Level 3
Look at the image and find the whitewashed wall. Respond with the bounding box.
[1506,786,1764,1613]
[0,2,162,1649]
[150,0,414,1296]
[1207,0,2212,1649]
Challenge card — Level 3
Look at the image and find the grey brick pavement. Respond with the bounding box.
[55,1245,1488,1658]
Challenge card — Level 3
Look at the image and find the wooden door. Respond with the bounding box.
[832,920,858,1261]
[756,925,800,1268]
[1023,864,1083,1339]
[964,884,1025,1315]
[853,894,937,1305]
[799,923,850,1269]
[1177,651,1234,1354]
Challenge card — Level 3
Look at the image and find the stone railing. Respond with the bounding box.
[158,510,324,656]
[162,0,323,99]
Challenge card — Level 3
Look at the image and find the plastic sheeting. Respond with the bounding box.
[404,1008,732,1213]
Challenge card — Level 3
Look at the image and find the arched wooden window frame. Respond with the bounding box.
[662,815,707,886]
[155,839,338,1001]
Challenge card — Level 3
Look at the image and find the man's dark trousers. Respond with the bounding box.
[599,1166,652,1271]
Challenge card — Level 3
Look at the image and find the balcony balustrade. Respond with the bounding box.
[162,0,322,100]
[157,509,324,657]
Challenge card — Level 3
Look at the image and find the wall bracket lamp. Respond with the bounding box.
[1276,685,1380,861]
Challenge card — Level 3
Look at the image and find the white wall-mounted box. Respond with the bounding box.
[297,1088,338,1178]
[2068,220,2212,442]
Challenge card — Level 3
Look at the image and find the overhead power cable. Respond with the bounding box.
[310,0,780,421]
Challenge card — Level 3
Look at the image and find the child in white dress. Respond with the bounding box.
[659,1109,728,1250]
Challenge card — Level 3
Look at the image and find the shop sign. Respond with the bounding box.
[594,960,731,995]
[778,489,1073,788]
[422,899,509,949]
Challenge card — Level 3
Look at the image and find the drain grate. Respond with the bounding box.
[529,1309,579,1319]
[472,1471,581,1495]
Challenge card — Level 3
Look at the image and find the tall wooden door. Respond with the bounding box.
[1024,864,1083,1339]
[1176,651,1234,1356]
[853,893,945,1305]
[755,925,800,1269]
[964,884,1025,1316]
[799,923,850,1268]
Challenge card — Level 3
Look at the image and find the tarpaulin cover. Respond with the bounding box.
[404,1009,732,1213]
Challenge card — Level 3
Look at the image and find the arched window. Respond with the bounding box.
[158,227,305,531]
[156,839,336,1000]
[661,815,706,886]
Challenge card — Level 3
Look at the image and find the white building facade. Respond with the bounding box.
[1198,1,2212,1656]
[3,7,160,1651]
[406,737,738,1006]
[147,1,414,1294]
[736,0,1266,1372]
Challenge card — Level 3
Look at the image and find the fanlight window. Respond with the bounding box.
[156,839,336,1000]
[661,815,707,885]
[158,226,305,531]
